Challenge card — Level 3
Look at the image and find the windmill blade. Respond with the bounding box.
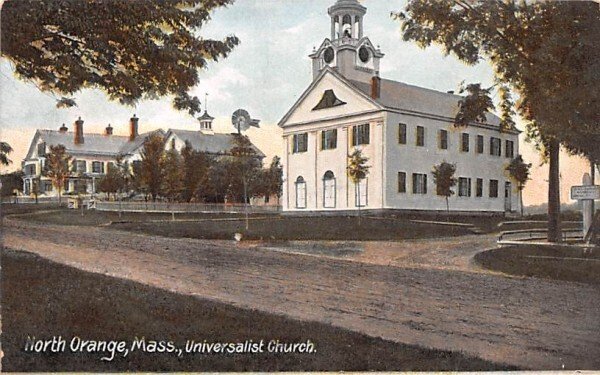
[250,119,260,128]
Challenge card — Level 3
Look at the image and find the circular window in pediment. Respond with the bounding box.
[359,46,370,63]
[323,47,335,64]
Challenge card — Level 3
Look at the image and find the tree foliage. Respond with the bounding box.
[140,134,165,201]
[228,134,263,203]
[0,0,240,116]
[1,170,23,198]
[454,83,494,128]
[0,141,13,166]
[45,144,72,203]
[506,155,531,217]
[163,148,184,201]
[347,149,370,224]
[432,161,457,214]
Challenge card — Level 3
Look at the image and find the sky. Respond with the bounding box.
[0,0,592,206]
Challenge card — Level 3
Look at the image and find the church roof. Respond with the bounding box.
[166,129,265,158]
[347,78,504,128]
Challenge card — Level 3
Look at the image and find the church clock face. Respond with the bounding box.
[359,46,370,63]
[323,47,335,64]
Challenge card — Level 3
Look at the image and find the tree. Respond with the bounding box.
[229,135,263,230]
[30,178,41,204]
[347,149,370,225]
[45,144,71,204]
[163,148,184,202]
[0,141,13,166]
[1,0,239,116]
[140,135,165,202]
[264,156,284,205]
[506,155,532,217]
[180,141,212,202]
[98,164,121,200]
[1,171,24,201]
[432,161,457,216]
[395,1,600,242]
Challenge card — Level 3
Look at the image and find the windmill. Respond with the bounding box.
[231,109,260,135]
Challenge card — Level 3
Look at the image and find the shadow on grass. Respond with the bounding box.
[474,245,600,285]
[1,249,514,372]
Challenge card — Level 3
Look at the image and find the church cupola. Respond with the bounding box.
[328,0,366,40]
[198,93,214,134]
[310,0,384,83]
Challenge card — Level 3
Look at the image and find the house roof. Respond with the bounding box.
[29,128,165,159]
[167,129,265,158]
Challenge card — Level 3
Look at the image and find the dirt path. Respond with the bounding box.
[3,218,599,370]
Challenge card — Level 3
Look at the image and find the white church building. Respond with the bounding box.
[278,0,521,214]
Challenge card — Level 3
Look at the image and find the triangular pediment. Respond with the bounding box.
[278,68,383,127]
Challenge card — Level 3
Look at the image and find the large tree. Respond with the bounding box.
[140,135,166,201]
[163,148,184,202]
[1,0,239,116]
[45,144,72,204]
[395,1,600,242]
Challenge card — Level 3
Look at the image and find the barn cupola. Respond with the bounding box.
[198,93,214,134]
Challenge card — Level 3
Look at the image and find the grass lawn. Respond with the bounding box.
[112,216,474,241]
[1,249,512,372]
[475,245,600,285]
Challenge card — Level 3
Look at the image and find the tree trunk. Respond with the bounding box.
[547,139,561,242]
[357,182,362,226]
[519,187,524,217]
[243,178,249,231]
[591,159,596,217]
[446,196,450,218]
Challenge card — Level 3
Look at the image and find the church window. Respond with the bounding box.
[398,123,407,144]
[505,140,514,158]
[439,130,448,149]
[323,171,336,208]
[352,124,370,146]
[355,179,368,207]
[477,135,484,153]
[412,173,427,194]
[321,129,337,150]
[398,172,406,193]
[461,133,470,152]
[416,126,425,147]
[458,177,472,197]
[295,176,306,208]
[490,137,501,156]
[292,133,308,153]
[489,179,499,198]
[476,178,483,197]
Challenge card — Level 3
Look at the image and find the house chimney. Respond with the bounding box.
[74,117,84,145]
[105,123,113,136]
[371,72,381,99]
[59,123,68,133]
[129,114,139,141]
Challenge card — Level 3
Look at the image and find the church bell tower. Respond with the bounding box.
[309,0,384,83]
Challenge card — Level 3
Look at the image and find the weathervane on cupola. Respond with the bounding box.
[198,92,214,133]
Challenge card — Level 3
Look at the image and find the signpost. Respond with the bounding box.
[571,174,599,242]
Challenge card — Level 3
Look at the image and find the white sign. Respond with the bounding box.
[571,185,600,200]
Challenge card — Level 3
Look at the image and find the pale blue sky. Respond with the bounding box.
[0,0,589,204]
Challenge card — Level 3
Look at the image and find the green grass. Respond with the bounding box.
[1,249,513,372]
[475,245,600,285]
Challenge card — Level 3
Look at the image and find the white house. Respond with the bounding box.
[22,116,163,196]
[278,0,521,214]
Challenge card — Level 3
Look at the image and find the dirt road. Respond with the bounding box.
[4,217,599,370]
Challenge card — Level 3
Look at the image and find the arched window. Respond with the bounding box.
[323,171,336,208]
[295,176,306,209]
[342,14,352,37]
